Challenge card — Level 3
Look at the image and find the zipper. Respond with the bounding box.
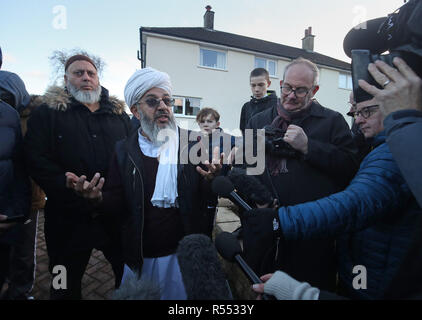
[274,236,280,262]
[128,152,145,263]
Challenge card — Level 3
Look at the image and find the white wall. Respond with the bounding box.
[146,35,353,133]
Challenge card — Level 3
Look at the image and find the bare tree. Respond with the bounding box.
[48,48,106,86]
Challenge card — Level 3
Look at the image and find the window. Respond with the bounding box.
[200,48,226,70]
[255,57,277,77]
[339,73,353,90]
[173,96,201,117]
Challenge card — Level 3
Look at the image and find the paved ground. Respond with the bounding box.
[32,211,116,300]
[30,200,241,300]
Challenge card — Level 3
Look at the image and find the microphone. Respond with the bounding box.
[112,271,161,300]
[212,176,252,211]
[227,168,274,206]
[215,231,275,300]
[177,234,233,300]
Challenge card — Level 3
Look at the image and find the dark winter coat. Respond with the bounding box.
[240,94,277,135]
[246,101,359,291]
[277,133,422,299]
[384,110,422,208]
[100,129,218,272]
[0,100,30,244]
[24,86,131,254]
[0,71,31,113]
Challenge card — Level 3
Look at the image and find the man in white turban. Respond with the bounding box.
[66,67,222,299]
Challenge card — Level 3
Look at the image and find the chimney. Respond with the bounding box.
[204,5,214,30]
[302,27,315,52]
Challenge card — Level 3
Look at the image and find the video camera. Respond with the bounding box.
[263,125,301,159]
[344,0,422,103]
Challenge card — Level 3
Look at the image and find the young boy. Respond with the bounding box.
[239,68,277,135]
[195,108,236,238]
[196,108,236,164]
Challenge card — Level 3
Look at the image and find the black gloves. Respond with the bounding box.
[241,208,283,276]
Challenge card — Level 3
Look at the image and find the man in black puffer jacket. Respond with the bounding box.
[0,98,31,296]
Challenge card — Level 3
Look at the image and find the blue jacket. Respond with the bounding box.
[0,100,31,244]
[277,133,422,299]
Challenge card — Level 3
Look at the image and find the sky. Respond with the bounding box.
[0,0,405,102]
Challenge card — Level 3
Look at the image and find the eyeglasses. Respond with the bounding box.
[139,97,174,109]
[281,85,312,98]
[352,105,380,119]
[347,102,357,117]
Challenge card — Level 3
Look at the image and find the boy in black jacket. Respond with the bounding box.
[239,68,277,135]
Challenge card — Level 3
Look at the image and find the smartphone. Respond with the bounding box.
[0,215,26,224]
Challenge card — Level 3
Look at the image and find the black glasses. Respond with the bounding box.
[140,97,174,109]
[281,85,311,98]
[352,105,380,119]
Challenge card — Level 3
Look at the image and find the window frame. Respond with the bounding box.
[172,95,202,118]
[254,56,278,77]
[339,72,353,90]
[199,47,227,71]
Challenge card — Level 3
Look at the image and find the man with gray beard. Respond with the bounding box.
[66,67,222,299]
[24,54,131,300]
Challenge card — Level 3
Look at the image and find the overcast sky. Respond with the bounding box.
[1,0,403,100]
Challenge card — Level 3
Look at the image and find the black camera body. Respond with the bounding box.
[345,0,422,103]
[263,125,301,159]
[352,49,422,103]
[351,50,402,103]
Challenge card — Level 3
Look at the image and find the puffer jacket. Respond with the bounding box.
[0,100,31,244]
[277,133,422,299]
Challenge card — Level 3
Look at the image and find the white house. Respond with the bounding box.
[138,7,353,134]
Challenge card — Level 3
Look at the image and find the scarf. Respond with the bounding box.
[138,127,179,208]
[267,100,311,176]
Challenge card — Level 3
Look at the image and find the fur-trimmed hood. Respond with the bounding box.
[32,85,126,115]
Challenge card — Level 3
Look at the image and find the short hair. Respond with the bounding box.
[196,107,220,123]
[250,68,269,81]
[283,57,319,86]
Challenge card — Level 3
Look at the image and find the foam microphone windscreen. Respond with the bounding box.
[227,168,273,206]
[215,231,241,262]
[211,175,235,197]
[177,234,232,300]
[343,17,390,58]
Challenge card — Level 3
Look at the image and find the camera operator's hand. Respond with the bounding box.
[359,57,422,117]
[283,125,308,155]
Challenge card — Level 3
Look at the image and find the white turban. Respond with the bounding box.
[124,67,172,108]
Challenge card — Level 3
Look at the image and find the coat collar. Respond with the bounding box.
[40,85,126,115]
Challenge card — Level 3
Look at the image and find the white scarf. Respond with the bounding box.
[138,127,179,208]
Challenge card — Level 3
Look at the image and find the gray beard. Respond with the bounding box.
[66,81,101,104]
[139,109,177,147]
